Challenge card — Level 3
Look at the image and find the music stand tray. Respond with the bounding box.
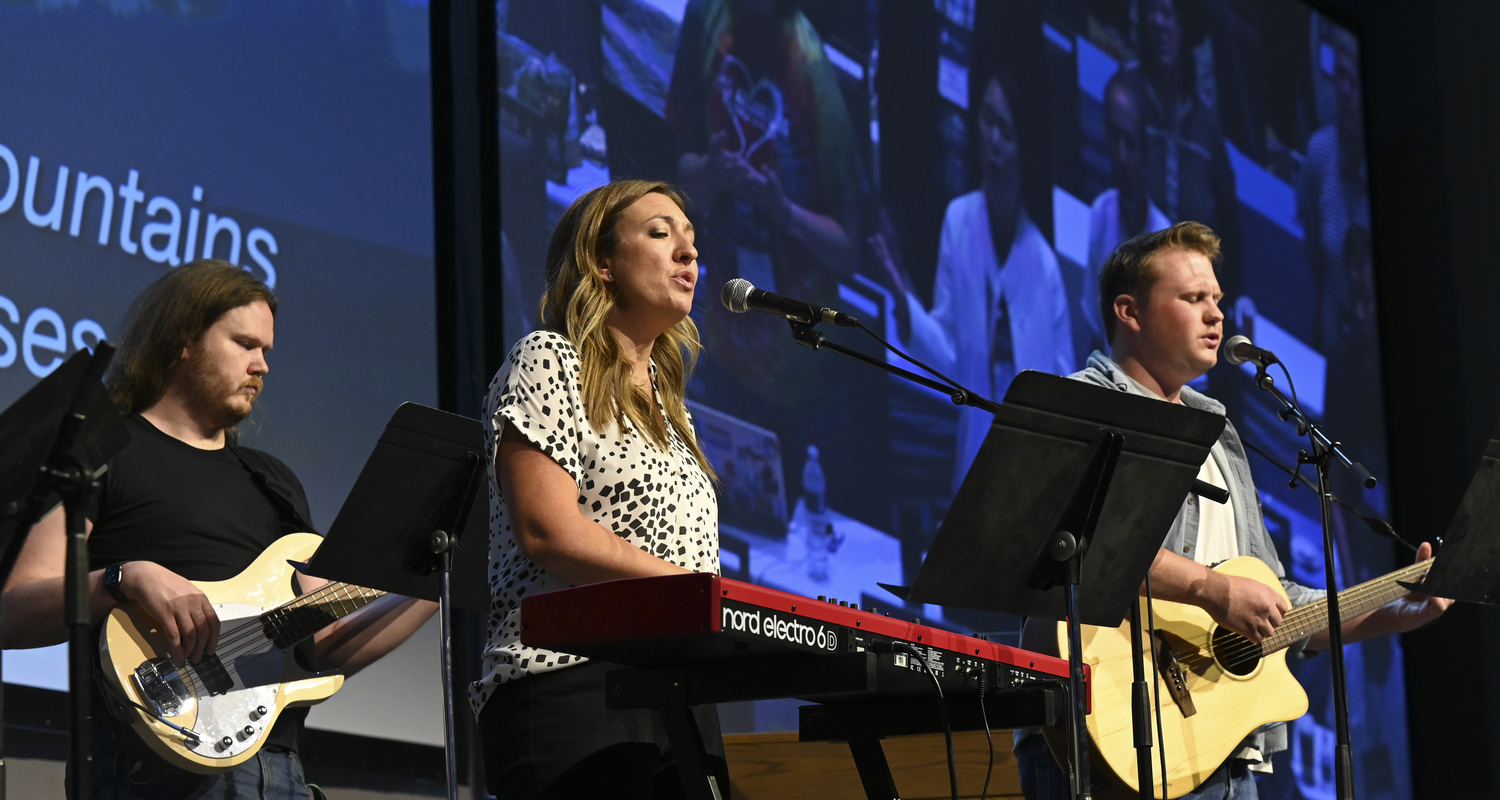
[907,371,1223,626]
[904,370,1224,800]
[299,402,490,800]
[1409,416,1500,604]
[302,402,489,610]
[0,345,128,583]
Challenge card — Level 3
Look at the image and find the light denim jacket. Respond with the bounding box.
[1071,350,1325,760]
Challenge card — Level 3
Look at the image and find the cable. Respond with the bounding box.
[978,680,994,800]
[1275,360,1299,410]
[1144,574,1168,800]
[1238,436,1416,554]
[892,641,959,800]
[100,678,203,746]
[856,321,979,405]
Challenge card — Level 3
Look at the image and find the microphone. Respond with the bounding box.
[720,278,859,327]
[1223,334,1278,368]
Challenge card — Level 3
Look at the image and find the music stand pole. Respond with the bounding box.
[45,369,115,800]
[0,346,127,800]
[44,357,121,800]
[1126,600,1153,800]
[426,472,479,800]
[436,549,460,798]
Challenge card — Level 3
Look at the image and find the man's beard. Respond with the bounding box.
[178,352,262,432]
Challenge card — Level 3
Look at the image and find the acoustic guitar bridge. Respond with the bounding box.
[1154,632,1197,718]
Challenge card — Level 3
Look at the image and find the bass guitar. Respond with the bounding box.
[98,532,385,773]
[1055,555,1433,798]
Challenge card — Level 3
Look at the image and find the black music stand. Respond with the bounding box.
[0,345,128,800]
[300,402,490,800]
[902,371,1224,800]
[1400,416,1500,604]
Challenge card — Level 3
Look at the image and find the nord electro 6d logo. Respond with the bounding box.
[720,601,841,653]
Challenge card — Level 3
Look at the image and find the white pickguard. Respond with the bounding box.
[147,603,288,760]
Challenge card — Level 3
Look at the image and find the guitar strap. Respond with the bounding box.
[226,443,318,535]
[225,443,327,686]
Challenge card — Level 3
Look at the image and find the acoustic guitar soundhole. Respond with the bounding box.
[1211,627,1261,676]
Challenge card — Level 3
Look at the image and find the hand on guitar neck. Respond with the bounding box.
[1303,540,1451,650]
[1147,540,1451,649]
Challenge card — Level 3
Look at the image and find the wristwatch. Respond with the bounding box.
[103,562,128,604]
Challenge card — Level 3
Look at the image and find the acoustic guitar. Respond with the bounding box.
[1053,555,1433,798]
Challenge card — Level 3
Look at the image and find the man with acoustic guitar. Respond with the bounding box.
[2,261,436,799]
[1014,222,1450,799]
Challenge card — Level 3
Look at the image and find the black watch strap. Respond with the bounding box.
[103,562,128,604]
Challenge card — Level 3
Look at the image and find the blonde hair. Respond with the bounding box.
[540,180,715,478]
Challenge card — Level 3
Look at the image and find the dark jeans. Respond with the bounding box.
[81,721,310,800]
[478,661,729,800]
[1014,733,1259,800]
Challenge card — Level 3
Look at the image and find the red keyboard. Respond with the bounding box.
[521,572,1088,709]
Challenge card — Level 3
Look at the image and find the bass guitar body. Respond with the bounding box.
[97,533,344,774]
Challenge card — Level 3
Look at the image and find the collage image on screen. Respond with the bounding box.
[498,0,1409,795]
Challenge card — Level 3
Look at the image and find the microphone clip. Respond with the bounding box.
[787,319,826,351]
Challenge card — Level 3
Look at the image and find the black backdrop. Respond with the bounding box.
[1313,0,1500,796]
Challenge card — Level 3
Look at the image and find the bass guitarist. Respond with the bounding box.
[1014,222,1449,799]
[2,261,436,799]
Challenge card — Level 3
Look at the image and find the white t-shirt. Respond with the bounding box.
[1192,443,1239,567]
[1194,442,1275,771]
[468,330,720,717]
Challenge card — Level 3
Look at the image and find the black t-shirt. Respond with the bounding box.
[89,414,318,757]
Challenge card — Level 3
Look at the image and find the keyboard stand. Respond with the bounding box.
[604,658,1071,800]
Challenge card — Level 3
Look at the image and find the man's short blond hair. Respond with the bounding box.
[1098,221,1221,340]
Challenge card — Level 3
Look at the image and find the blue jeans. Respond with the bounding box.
[1014,733,1259,800]
[84,721,311,800]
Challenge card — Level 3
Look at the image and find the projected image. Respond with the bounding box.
[498,1,1405,795]
[0,0,438,743]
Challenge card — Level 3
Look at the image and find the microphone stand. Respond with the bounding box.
[784,320,1001,414]
[1249,361,1374,800]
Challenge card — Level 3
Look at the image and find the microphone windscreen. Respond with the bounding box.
[1223,334,1252,366]
[722,278,753,313]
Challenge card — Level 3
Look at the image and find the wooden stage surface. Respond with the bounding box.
[725,729,1024,799]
